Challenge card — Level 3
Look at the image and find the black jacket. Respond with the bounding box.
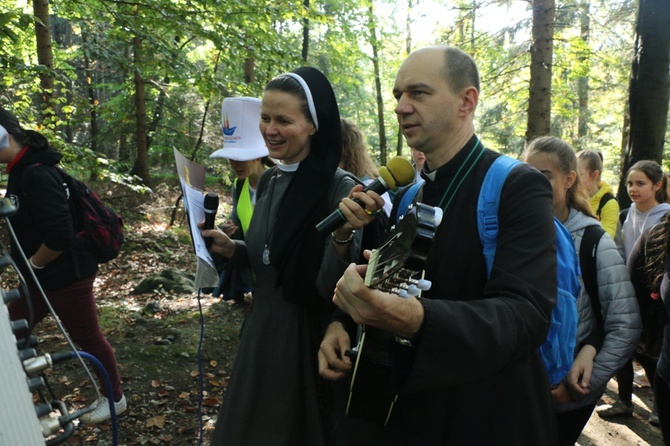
[6,146,97,290]
[380,137,559,445]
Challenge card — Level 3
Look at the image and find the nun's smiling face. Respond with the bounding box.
[260,91,315,165]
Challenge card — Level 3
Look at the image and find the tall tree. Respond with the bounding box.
[526,0,556,141]
[302,0,310,61]
[32,0,57,120]
[616,0,670,206]
[397,0,414,157]
[131,35,150,184]
[576,0,590,140]
[367,1,388,165]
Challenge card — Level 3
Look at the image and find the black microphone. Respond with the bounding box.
[316,156,415,235]
[203,192,219,249]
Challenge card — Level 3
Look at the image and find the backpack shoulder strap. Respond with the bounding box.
[619,208,629,226]
[596,192,615,219]
[477,155,521,277]
[579,224,606,324]
[392,179,425,226]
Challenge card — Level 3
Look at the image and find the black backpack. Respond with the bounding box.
[23,164,124,264]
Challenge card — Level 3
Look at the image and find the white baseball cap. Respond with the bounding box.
[210,97,268,161]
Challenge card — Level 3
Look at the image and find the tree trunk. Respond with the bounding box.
[577,1,590,141]
[244,56,255,84]
[131,36,151,185]
[32,0,57,121]
[368,2,387,166]
[81,30,99,155]
[397,0,414,157]
[302,0,309,62]
[617,0,670,207]
[526,0,556,141]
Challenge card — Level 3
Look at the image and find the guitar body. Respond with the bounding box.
[345,202,441,426]
[346,327,398,425]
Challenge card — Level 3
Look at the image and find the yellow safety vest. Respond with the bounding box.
[237,177,253,236]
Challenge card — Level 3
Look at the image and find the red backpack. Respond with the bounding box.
[60,170,124,263]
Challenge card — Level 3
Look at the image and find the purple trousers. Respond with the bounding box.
[10,275,123,401]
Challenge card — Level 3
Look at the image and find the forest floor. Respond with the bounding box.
[12,182,665,445]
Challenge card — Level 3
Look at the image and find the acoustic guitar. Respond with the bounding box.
[345,202,442,426]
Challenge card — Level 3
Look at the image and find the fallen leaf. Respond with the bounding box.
[202,397,220,406]
[146,415,166,429]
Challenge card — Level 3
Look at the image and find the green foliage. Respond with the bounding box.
[0,0,654,191]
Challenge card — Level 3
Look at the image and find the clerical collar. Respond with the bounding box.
[277,161,300,172]
[424,169,437,182]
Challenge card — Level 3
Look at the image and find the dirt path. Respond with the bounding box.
[579,370,663,445]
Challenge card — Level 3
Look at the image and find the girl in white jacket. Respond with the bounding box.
[601,160,670,423]
[524,136,642,446]
[617,160,670,262]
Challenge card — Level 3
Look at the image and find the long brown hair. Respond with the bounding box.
[645,211,670,292]
[525,136,593,218]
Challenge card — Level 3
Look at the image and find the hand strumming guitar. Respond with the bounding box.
[333,261,425,340]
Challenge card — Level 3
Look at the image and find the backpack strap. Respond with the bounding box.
[477,155,520,276]
[578,224,606,350]
[619,208,629,226]
[579,225,605,324]
[596,192,615,220]
[392,179,425,226]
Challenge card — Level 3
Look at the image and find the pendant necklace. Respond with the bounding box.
[262,170,280,265]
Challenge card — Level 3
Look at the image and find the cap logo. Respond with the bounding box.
[222,114,237,136]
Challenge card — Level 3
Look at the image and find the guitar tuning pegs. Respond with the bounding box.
[416,279,432,291]
[407,285,420,296]
[398,290,411,299]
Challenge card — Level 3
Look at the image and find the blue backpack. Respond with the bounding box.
[477,155,580,386]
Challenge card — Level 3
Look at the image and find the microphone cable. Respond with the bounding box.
[4,216,103,404]
[196,288,206,446]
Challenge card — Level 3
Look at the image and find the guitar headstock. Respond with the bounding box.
[364,203,442,298]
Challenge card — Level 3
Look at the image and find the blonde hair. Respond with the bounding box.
[576,150,603,181]
[525,136,593,217]
[339,118,378,179]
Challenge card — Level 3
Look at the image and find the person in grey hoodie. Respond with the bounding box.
[524,136,642,446]
[600,160,670,423]
[616,160,670,262]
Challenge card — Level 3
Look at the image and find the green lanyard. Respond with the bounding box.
[438,139,485,214]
